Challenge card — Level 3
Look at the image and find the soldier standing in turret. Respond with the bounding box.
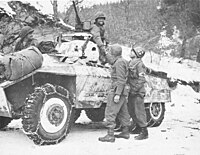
[90,12,108,64]
[98,44,130,143]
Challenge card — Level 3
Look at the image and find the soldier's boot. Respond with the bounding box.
[98,128,115,142]
[115,126,130,139]
[134,127,148,140]
[130,124,141,134]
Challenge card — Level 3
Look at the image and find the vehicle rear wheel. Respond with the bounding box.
[145,102,165,127]
[22,83,74,145]
[85,104,106,122]
[0,116,12,129]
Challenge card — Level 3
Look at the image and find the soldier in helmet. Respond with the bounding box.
[14,26,38,52]
[90,11,108,64]
[99,44,131,143]
[127,46,148,140]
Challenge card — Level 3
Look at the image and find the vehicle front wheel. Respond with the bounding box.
[22,83,74,145]
[145,102,165,127]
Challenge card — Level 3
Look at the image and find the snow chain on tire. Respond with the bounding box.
[22,83,74,145]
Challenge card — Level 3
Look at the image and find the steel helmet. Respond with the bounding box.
[19,26,34,38]
[132,46,145,58]
[94,11,106,20]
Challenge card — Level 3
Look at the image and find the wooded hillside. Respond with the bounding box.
[1,0,200,62]
[65,0,200,61]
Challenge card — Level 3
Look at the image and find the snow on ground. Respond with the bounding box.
[0,83,200,155]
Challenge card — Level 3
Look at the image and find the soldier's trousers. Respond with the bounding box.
[127,94,147,127]
[105,91,130,129]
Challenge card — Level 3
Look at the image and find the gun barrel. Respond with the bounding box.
[72,1,82,31]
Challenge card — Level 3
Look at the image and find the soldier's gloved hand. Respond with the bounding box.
[114,95,120,103]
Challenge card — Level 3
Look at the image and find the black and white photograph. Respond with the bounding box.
[0,0,200,155]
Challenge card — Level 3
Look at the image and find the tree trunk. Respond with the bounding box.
[180,37,187,58]
[52,0,58,20]
[64,5,74,23]
[196,48,200,63]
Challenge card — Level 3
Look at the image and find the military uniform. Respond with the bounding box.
[127,46,149,140]
[127,58,147,128]
[105,57,130,129]
[99,45,130,142]
[14,38,38,52]
[90,24,105,48]
[90,12,107,64]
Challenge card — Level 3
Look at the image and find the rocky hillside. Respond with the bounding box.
[0,1,74,50]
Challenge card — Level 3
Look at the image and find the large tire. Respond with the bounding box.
[85,104,106,122]
[22,83,74,145]
[0,117,12,129]
[145,102,165,127]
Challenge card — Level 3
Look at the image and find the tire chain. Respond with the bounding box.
[22,83,74,145]
[145,103,165,127]
[145,105,156,127]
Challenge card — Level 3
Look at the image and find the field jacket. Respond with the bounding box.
[128,58,146,96]
[90,23,105,48]
[111,56,129,96]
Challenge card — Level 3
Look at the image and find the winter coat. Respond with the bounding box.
[128,58,146,96]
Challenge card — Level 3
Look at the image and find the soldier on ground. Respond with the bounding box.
[99,44,131,143]
[14,26,38,52]
[127,46,148,140]
[90,12,108,64]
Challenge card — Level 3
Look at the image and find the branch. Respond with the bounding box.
[74,0,84,5]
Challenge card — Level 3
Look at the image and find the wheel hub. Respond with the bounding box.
[150,103,162,119]
[48,105,64,127]
[40,98,68,133]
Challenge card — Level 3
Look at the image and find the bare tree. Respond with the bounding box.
[50,0,58,20]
